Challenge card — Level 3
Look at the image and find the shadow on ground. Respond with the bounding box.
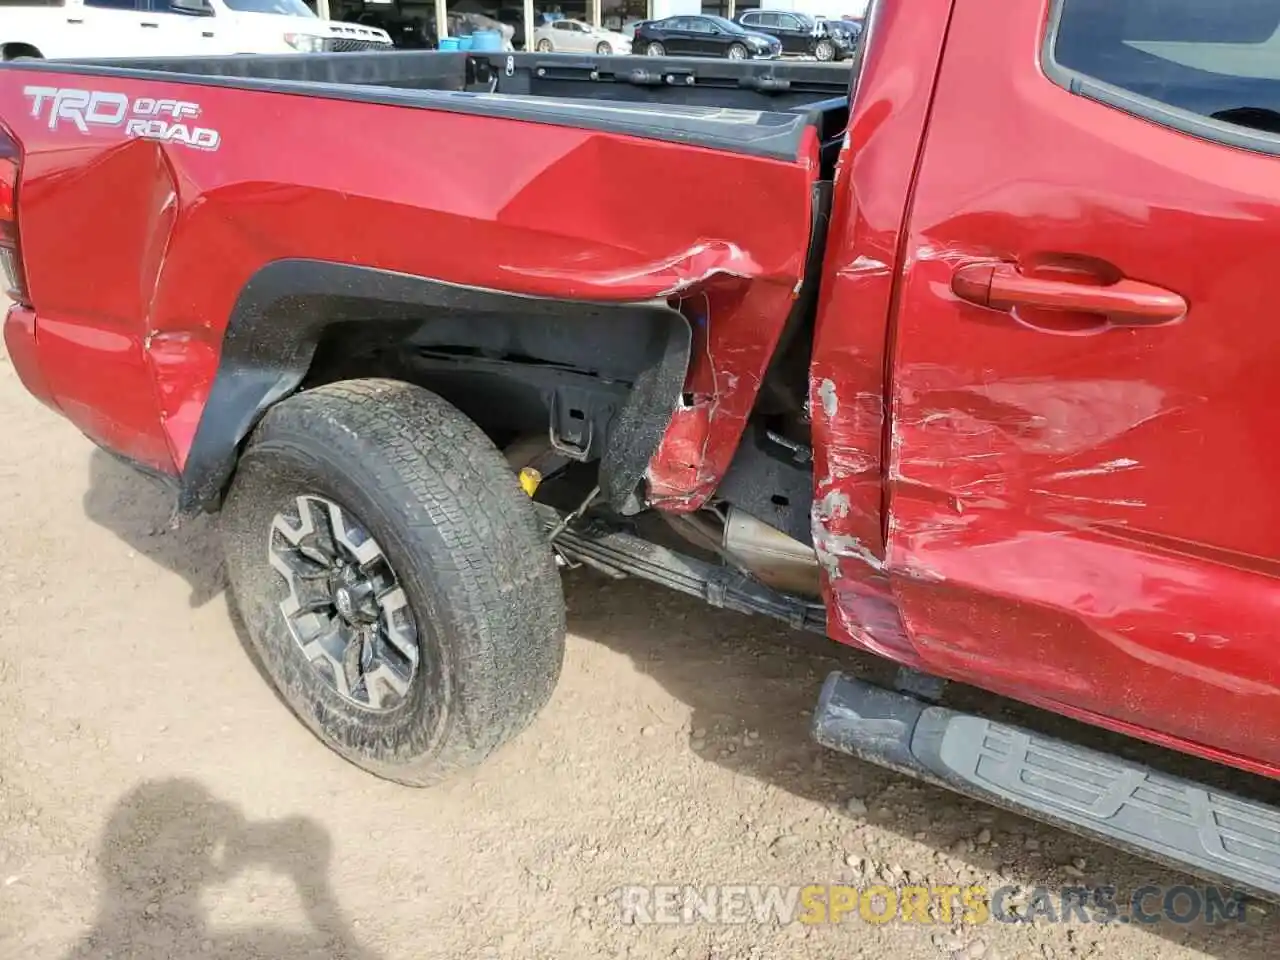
[83,450,225,608]
[82,447,1279,959]
[63,778,378,960]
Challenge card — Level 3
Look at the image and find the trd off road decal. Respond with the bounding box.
[24,87,220,151]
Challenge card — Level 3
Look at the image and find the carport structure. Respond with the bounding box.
[315,0,731,46]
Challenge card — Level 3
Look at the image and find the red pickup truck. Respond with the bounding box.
[5,0,1280,897]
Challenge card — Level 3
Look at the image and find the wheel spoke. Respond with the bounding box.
[299,619,356,699]
[362,662,412,709]
[269,493,420,713]
[378,588,419,663]
[327,501,382,566]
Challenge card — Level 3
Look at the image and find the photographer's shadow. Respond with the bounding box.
[65,778,378,960]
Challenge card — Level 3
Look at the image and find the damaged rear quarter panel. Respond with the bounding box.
[645,132,821,510]
[0,74,818,476]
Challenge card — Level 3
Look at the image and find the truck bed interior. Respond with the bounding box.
[24,49,853,171]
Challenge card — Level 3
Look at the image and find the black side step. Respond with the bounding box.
[813,672,1280,900]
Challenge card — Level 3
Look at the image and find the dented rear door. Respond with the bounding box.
[885,0,1280,770]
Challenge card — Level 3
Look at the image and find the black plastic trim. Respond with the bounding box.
[814,672,1280,901]
[1040,0,1280,158]
[178,259,689,514]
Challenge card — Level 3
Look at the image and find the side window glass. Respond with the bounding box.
[1049,0,1280,146]
[85,0,143,9]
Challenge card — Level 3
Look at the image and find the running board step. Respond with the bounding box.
[813,672,1280,900]
[536,504,825,634]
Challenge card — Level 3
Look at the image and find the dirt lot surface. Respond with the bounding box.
[1,355,1277,960]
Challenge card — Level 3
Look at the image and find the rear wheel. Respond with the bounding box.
[596,41,612,54]
[221,379,566,786]
[536,38,553,52]
[645,40,664,56]
[814,39,835,61]
[726,42,748,60]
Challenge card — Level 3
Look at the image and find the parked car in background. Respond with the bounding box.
[818,17,862,51]
[533,18,631,55]
[633,15,779,59]
[345,10,431,49]
[734,9,850,61]
[0,0,392,59]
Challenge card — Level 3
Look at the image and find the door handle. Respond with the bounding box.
[66,16,84,22]
[202,30,214,36]
[952,262,1187,325]
[141,20,159,27]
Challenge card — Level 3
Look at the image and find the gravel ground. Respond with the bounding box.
[0,352,1276,960]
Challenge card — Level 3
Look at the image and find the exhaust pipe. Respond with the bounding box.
[722,507,821,597]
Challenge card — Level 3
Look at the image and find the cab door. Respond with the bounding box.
[773,12,812,55]
[146,0,222,55]
[657,16,694,55]
[69,0,164,56]
[685,16,720,57]
[888,0,1280,768]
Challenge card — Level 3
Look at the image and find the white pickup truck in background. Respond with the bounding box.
[0,0,392,59]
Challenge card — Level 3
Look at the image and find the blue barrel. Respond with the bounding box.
[456,34,474,50]
[438,36,461,50]
[470,29,503,51]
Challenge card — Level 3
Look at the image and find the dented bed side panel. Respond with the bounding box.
[0,71,818,476]
[807,0,956,662]
[646,129,820,511]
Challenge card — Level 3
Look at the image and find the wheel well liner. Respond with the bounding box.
[178,259,691,514]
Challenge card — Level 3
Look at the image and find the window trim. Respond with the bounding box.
[1041,0,1280,157]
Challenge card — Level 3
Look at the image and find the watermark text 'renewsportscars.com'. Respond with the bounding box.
[617,883,1251,927]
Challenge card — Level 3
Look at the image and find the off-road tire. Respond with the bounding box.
[221,378,566,786]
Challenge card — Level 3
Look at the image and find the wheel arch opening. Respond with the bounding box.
[178,260,691,516]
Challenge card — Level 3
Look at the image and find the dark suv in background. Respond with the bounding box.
[734,9,852,61]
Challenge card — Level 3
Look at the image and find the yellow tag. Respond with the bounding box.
[518,467,542,497]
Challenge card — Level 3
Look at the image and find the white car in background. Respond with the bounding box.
[533,19,630,55]
[0,0,392,60]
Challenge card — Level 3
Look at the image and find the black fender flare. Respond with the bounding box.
[178,259,691,514]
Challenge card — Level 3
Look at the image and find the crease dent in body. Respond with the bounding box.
[1030,489,1146,508]
[910,243,974,267]
[817,378,839,419]
[1044,458,1141,481]
[812,490,885,575]
[500,239,762,297]
[837,255,892,279]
